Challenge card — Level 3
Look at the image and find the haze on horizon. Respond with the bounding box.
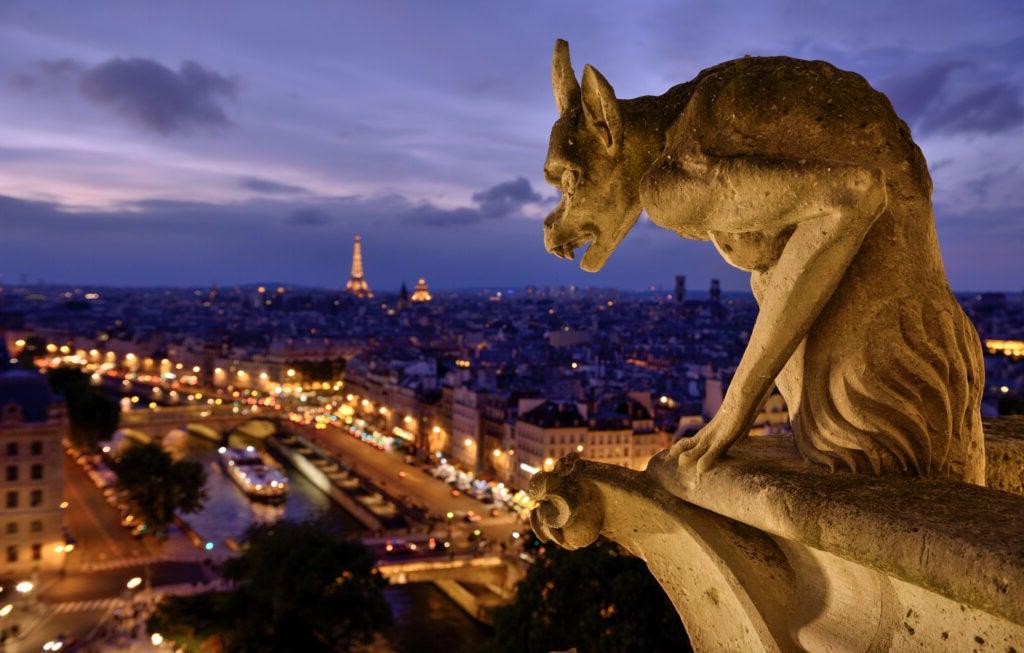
[0,1,1021,292]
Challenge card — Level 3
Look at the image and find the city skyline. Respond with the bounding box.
[1,2,1022,291]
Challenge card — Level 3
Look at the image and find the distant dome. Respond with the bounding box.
[411,277,432,302]
[0,370,53,423]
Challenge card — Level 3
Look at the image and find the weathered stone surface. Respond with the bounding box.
[542,40,985,484]
[530,448,1024,651]
[984,416,1024,495]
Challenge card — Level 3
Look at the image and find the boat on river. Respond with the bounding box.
[218,445,289,502]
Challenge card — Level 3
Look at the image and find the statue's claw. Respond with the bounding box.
[668,419,732,478]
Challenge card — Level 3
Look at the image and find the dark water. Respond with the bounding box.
[186,447,361,543]
[182,439,489,652]
[384,584,492,653]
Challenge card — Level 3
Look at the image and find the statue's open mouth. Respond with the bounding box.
[550,236,594,261]
[549,225,598,262]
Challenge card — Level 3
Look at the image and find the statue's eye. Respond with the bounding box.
[561,169,580,196]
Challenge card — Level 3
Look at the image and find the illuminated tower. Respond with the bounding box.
[410,277,432,302]
[345,235,373,298]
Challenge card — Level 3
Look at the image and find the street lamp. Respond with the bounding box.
[126,576,143,590]
[14,581,33,594]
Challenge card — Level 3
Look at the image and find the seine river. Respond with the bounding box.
[184,444,491,652]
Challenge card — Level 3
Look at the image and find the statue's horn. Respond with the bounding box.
[552,38,580,115]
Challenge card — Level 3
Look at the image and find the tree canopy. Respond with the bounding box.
[46,366,120,451]
[149,519,392,653]
[484,539,692,653]
[111,442,207,533]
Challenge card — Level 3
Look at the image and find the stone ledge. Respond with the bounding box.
[984,415,1024,495]
[530,439,1024,650]
[644,435,1024,627]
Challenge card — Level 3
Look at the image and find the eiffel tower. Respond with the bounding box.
[345,235,373,298]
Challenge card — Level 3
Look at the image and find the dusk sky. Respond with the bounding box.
[1,1,1021,291]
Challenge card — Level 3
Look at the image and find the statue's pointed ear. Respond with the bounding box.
[581,64,621,153]
[552,39,580,116]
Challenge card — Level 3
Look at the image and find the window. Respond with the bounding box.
[30,441,42,456]
[30,489,42,507]
[6,491,17,509]
[31,543,41,561]
[5,522,17,535]
[30,464,42,481]
[5,465,18,482]
[5,442,17,457]
[30,520,41,533]
[6,546,17,563]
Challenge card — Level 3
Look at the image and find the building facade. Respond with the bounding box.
[0,370,67,580]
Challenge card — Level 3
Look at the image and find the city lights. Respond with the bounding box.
[519,462,539,475]
[126,576,143,589]
[15,581,33,593]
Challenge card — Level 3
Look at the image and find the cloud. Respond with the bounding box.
[0,185,1018,291]
[240,177,309,195]
[879,61,1024,135]
[10,58,86,91]
[78,58,237,134]
[471,177,544,217]
[921,82,1024,135]
[879,61,966,124]
[13,56,238,135]
[399,177,551,226]
[286,208,331,226]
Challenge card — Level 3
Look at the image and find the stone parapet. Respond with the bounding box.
[529,435,1024,651]
[984,416,1024,495]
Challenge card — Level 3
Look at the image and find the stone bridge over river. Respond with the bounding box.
[118,405,282,443]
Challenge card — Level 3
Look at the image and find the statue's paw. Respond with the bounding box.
[669,429,727,478]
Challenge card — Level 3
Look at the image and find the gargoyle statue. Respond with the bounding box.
[542,39,985,484]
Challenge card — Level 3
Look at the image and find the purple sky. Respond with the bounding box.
[0,1,1021,291]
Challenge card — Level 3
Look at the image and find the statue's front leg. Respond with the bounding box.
[645,153,888,475]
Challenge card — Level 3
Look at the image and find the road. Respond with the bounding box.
[6,453,209,653]
[294,424,526,544]
[60,453,151,569]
